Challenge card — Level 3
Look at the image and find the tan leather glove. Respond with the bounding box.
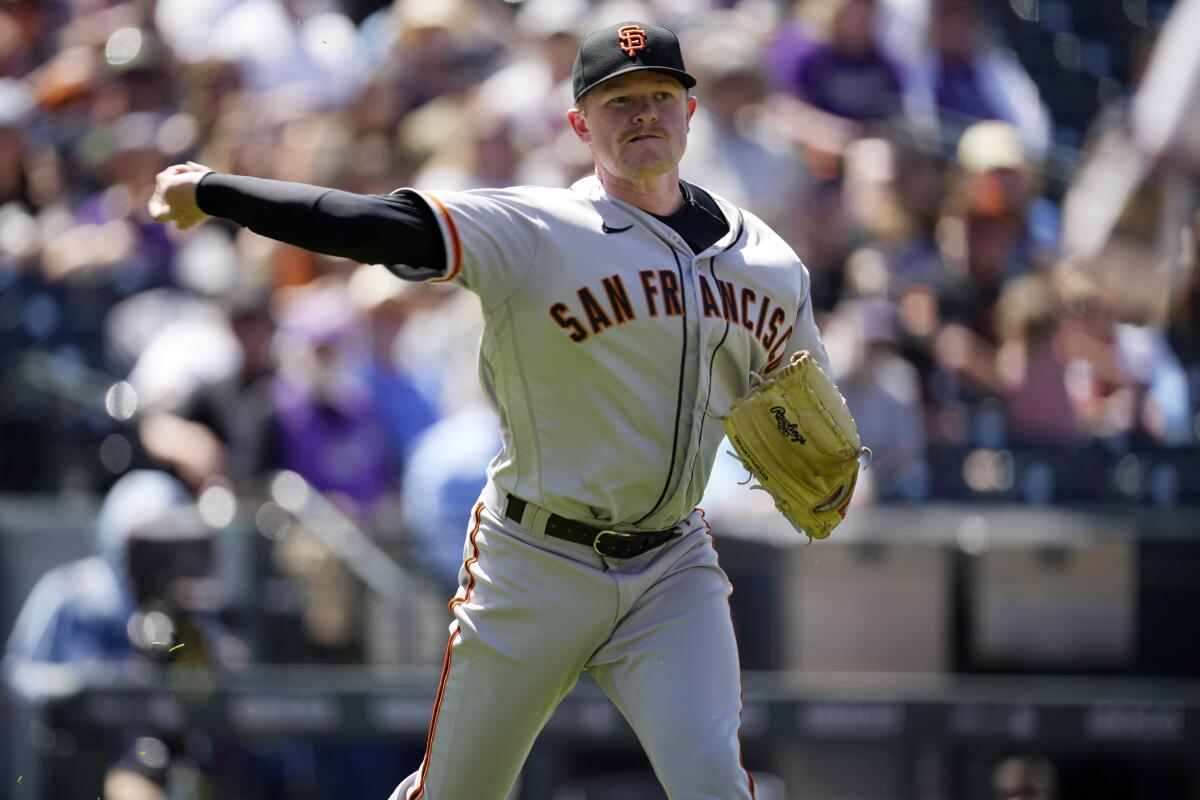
[722,351,870,541]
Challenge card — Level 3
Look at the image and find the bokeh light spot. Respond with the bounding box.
[271,471,309,513]
[105,381,139,420]
[198,485,237,528]
[255,502,291,540]
[99,434,132,474]
[105,28,143,66]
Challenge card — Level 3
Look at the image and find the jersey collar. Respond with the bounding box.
[572,175,743,256]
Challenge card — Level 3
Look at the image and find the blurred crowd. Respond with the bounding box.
[2,0,1197,796]
[0,0,1196,632]
[1,0,1195,521]
[0,0,1195,612]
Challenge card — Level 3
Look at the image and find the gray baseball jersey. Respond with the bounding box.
[388,174,828,799]
[400,175,829,530]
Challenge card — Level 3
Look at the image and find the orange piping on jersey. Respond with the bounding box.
[696,507,757,799]
[424,192,463,284]
[410,502,484,799]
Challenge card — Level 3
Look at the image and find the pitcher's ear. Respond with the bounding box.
[567,108,590,143]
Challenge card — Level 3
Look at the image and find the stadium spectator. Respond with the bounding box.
[679,13,811,230]
[409,96,523,191]
[400,403,501,592]
[139,293,282,489]
[0,0,1191,527]
[993,273,1079,447]
[270,278,397,511]
[992,754,1057,800]
[347,263,438,471]
[4,471,245,699]
[770,0,905,135]
[828,298,930,500]
[904,0,1053,161]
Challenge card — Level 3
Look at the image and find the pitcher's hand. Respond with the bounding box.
[149,161,213,230]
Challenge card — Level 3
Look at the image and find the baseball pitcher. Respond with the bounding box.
[151,21,866,799]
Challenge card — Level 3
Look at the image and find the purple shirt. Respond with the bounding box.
[936,59,1000,123]
[272,376,394,508]
[794,44,904,122]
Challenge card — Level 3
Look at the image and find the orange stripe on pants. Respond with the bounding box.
[409,502,484,800]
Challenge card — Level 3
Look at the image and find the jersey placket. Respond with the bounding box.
[638,232,707,529]
[667,209,750,524]
[680,256,730,509]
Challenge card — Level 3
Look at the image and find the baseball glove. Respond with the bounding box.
[721,351,870,542]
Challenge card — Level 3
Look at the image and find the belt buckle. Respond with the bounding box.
[593,529,636,558]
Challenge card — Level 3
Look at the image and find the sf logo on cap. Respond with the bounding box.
[617,24,647,58]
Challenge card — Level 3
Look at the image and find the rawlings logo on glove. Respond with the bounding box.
[770,406,807,444]
[721,351,870,542]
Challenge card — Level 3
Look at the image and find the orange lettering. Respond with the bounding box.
[617,25,648,58]
[602,275,636,324]
[659,270,684,316]
[765,324,793,371]
[762,307,785,350]
[755,295,770,339]
[550,302,588,343]
[717,280,738,324]
[578,287,613,334]
[740,288,756,332]
[698,275,721,318]
[640,270,660,317]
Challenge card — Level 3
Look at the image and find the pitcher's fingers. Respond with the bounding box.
[149,200,178,224]
[147,193,169,217]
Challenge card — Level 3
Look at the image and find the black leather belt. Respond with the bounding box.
[505,494,679,559]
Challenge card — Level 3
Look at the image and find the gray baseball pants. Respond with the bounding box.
[387,493,756,800]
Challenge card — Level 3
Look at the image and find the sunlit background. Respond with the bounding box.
[2,0,1198,798]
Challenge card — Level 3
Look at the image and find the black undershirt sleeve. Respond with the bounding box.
[195,173,447,274]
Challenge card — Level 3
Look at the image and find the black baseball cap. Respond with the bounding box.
[572,22,697,103]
